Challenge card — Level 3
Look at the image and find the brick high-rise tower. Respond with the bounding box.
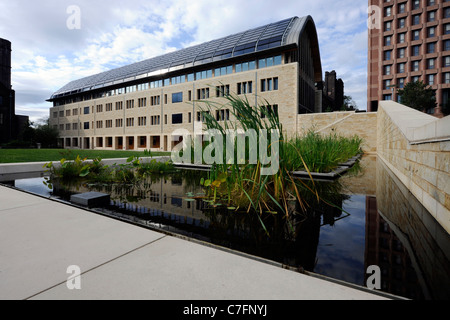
[368,0,450,116]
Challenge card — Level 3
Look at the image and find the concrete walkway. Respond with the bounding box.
[0,184,395,300]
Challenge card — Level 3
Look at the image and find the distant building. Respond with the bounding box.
[323,70,344,112]
[0,38,28,144]
[368,0,449,116]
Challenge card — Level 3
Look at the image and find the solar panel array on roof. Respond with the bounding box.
[51,17,298,99]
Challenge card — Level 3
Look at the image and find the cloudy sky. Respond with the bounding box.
[0,0,369,122]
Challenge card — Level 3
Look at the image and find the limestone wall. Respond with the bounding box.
[377,101,450,234]
[296,111,378,153]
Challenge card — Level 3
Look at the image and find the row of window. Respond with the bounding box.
[384,56,450,75]
[383,72,450,90]
[52,79,279,118]
[55,103,280,131]
[384,41,450,62]
[53,55,282,106]
[384,0,450,17]
[384,28,450,47]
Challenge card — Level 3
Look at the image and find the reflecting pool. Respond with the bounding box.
[1,155,448,300]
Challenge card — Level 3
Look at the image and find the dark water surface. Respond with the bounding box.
[1,155,449,300]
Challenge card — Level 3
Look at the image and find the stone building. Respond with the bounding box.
[368,0,450,116]
[48,16,323,151]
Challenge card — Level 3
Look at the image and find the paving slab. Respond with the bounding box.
[0,185,393,300]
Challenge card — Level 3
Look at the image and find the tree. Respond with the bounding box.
[397,81,437,113]
[342,95,358,111]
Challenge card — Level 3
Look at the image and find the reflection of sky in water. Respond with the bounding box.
[314,194,367,286]
[13,177,52,198]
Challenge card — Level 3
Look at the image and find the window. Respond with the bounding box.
[151,116,160,125]
[105,120,113,128]
[215,85,230,97]
[197,88,210,100]
[260,77,279,92]
[383,94,392,101]
[96,104,103,113]
[385,21,392,31]
[445,40,450,51]
[398,18,405,29]
[84,107,90,114]
[72,123,78,130]
[412,30,420,41]
[398,78,405,89]
[150,80,163,88]
[385,36,392,46]
[84,122,89,130]
[172,113,183,124]
[427,58,436,69]
[258,55,282,69]
[151,95,160,106]
[138,98,147,107]
[427,11,436,22]
[237,81,252,94]
[126,99,134,109]
[126,118,134,127]
[427,74,435,85]
[398,48,405,58]
[446,8,450,19]
[413,0,420,10]
[445,24,450,35]
[172,92,183,103]
[412,45,420,56]
[398,3,405,13]
[65,124,71,130]
[171,75,185,85]
[215,109,230,122]
[96,121,103,129]
[385,6,392,17]
[428,0,435,5]
[384,79,391,90]
[196,70,213,80]
[214,65,233,76]
[412,60,420,71]
[427,42,436,54]
[115,101,123,110]
[412,76,420,83]
[138,117,147,126]
[397,63,406,73]
[384,50,392,61]
[384,65,391,75]
[412,15,421,25]
[73,108,78,116]
[66,110,71,117]
[115,119,123,128]
[398,33,405,44]
[444,73,450,84]
[444,56,450,67]
[187,73,195,82]
[164,78,170,86]
[428,27,436,38]
[106,103,113,111]
[260,105,278,119]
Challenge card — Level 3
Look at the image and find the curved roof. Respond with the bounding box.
[50,16,321,99]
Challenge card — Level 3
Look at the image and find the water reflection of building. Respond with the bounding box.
[365,196,425,300]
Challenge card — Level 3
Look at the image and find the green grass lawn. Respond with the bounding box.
[0,149,171,164]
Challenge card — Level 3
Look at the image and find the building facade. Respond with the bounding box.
[49,16,323,151]
[368,0,450,115]
[323,70,344,112]
[0,38,16,144]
